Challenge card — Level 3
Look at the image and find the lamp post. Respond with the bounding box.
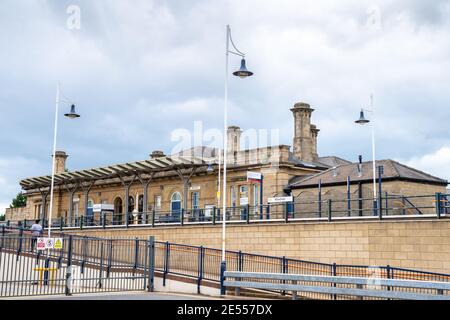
[221,25,253,279]
[47,82,80,238]
[355,94,377,215]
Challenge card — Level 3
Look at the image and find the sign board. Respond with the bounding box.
[54,238,63,250]
[190,185,201,191]
[268,196,293,204]
[240,197,249,205]
[204,205,215,218]
[37,238,46,251]
[247,171,262,182]
[93,204,115,213]
[45,238,55,249]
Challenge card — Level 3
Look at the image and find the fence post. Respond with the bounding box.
[281,256,287,296]
[181,209,184,226]
[212,208,216,225]
[98,242,104,289]
[80,216,84,230]
[385,192,389,216]
[133,238,139,271]
[65,235,73,296]
[220,261,227,296]
[332,263,337,300]
[60,217,63,231]
[266,204,270,220]
[285,203,289,223]
[197,246,204,294]
[163,242,170,287]
[107,240,112,278]
[328,199,332,222]
[235,251,243,296]
[147,236,155,292]
[246,204,250,224]
[102,213,106,229]
[17,226,24,260]
[436,193,442,219]
[152,210,155,227]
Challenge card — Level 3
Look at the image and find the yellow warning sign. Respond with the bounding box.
[54,238,63,250]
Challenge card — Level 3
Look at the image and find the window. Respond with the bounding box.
[253,184,259,212]
[192,192,199,210]
[231,186,236,207]
[171,192,182,214]
[155,195,162,211]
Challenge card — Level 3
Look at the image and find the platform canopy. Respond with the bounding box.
[20,155,215,191]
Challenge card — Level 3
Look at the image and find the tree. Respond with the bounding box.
[10,192,27,208]
[0,214,5,222]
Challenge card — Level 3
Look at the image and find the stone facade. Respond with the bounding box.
[65,219,450,275]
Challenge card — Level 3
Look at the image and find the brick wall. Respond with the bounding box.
[66,219,450,274]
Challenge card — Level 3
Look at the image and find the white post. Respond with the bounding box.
[222,25,230,262]
[218,149,221,209]
[48,82,60,238]
[370,94,377,205]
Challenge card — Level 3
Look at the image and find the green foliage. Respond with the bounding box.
[10,192,27,208]
[0,214,5,221]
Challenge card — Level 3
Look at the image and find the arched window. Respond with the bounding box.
[171,192,182,213]
[138,195,144,212]
[128,196,135,213]
[114,197,123,225]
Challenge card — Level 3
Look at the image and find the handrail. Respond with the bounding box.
[224,271,450,300]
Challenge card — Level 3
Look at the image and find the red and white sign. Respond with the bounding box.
[36,238,46,251]
[247,171,262,183]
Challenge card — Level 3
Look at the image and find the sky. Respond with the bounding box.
[1,0,450,215]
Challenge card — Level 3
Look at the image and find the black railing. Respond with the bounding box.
[4,193,449,231]
[1,230,449,299]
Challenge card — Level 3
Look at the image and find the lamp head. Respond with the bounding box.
[207,164,214,174]
[64,104,80,119]
[355,109,369,125]
[233,58,253,78]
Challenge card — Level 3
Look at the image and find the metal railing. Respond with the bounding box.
[0,232,155,298]
[2,228,450,299]
[5,193,449,231]
[224,272,450,300]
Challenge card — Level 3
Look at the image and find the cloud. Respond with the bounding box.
[400,146,450,182]
[0,0,450,211]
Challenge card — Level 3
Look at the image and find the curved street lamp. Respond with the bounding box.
[47,83,80,238]
[220,25,253,286]
[355,94,377,215]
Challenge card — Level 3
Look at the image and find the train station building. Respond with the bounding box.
[5,102,447,225]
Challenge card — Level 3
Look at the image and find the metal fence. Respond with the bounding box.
[5,193,449,231]
[143,240,450,300]
[2,228,450,299]
[0,232,153,298]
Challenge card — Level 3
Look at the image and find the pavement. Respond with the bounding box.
[7,291,223,300]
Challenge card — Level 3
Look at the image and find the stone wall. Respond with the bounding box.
[65,218,450,275]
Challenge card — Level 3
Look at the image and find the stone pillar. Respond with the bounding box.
[291,102,315,163]
[227,126,242,154]
[54,151,68,174]
[310,124,320,163]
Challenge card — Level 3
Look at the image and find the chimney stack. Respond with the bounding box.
[54,151,68,174]
[291,102,318,163]
[310,124,320,162]
[150,150,165,159]
[227,126,242,154]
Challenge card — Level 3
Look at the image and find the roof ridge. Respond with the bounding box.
[391,159,447,182]
[290,164,344,186]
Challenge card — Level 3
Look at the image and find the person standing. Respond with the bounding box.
[30,220,43,251]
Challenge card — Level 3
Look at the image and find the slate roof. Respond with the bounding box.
[289,159,448,188]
